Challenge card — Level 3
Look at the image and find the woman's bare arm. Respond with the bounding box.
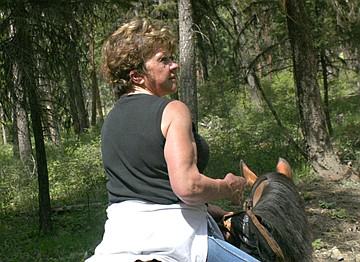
[162,100,245,205]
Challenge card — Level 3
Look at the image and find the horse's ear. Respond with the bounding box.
[276,158,293,179]
[240,160,258,187]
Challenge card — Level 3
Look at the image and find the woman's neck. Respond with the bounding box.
[126,86,154,96]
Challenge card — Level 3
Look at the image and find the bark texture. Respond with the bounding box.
[285,0,343,177]
[179,0,198,127]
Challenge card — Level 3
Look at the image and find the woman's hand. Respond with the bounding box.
[223,173,246,206]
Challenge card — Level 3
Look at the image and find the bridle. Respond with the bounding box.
[223,174,285,261]
[240,208,285,261]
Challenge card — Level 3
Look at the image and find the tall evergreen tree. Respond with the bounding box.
[179,0,198,127]
[285,0,343,177]
[12,3,52,232]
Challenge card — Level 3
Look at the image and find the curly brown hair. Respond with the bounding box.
[101,19,177,98]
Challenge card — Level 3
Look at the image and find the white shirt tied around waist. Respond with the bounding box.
[86,200,208,262]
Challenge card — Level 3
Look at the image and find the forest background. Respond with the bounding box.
[0,0,359,261]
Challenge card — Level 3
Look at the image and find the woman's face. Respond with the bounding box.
[143,50,179,97]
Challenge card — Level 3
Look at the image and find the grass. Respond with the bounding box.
[0,204,107,262]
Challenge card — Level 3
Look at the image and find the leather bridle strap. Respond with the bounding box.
[246,210,285,262]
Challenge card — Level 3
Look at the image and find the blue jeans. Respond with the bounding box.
[207,236,260,262]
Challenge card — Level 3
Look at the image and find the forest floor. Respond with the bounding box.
[298,173,360,261]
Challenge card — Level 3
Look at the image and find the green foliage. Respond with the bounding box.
[198,66,241,120]
[0,128,107,261]
[301,191,316,201]
[0,127,106,213]
[0,144,38,213]
[329,72,360,163]
[199,67,360,183]
[312,238,326,250]
[331,209,347,219]
[199,70,306,178]
[318,199,335,209]
[262,71,297,125]
[199,114,240,177]
[50,126,107,205]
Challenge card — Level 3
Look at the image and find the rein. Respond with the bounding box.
[244,197,285,262]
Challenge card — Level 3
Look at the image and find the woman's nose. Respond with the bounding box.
[170,61,179,70]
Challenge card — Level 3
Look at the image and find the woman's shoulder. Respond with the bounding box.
[162,100,192,135]
[164,99,191,117]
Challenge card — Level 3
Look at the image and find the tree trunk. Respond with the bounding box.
[24,16,53,235]
[65,19,89,135]
[65,54,89,134]
[179,0,198,128]
[89,24,104,126]
[9,15,33,166]
[37,52,61,145]
[285,0,343,177]
[3,56,20,156]
[28,82,53,233]
[320,48,333,136]
[11,103,19,159]
[14,75,33,165]
[44,84,61,145]
[13,3,52,232]
[0,105,7,144]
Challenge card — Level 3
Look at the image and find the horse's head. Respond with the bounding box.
[241,157,293,186]
[240,158,293,208]
[222,158,312,262]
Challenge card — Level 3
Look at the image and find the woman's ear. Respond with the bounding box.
[129,70,144,84]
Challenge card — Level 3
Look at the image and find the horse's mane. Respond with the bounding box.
[252,172,312,262]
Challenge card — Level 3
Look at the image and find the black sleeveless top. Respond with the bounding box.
[101,94,210,204]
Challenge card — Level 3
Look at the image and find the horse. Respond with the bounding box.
[220,158,313,262]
